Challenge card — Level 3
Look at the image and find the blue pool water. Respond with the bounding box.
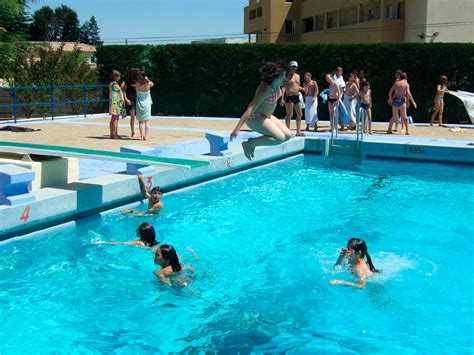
[1,155,473,353]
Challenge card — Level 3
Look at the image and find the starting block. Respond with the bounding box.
[0,164,36,206]
[206,132,232,156]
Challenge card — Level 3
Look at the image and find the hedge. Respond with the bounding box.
[96,43,474,123]
[0,43,17,78]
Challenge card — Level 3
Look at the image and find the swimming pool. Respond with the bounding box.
[1,155,473,353]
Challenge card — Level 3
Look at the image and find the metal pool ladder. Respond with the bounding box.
[327,106,363,158]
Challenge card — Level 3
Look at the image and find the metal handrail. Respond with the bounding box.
[356,103,365,144]
[0,84,109,123]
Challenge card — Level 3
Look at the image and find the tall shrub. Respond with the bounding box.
[97,43,474,123]
[4,43,97,118]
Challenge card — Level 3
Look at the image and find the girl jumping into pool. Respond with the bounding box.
[331,238,379,288]
[230,62,292,160]
[154,244,193,287]
[94,222,159,250]
[430,75,449,127]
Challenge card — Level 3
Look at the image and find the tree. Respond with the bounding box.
[79,16,102,45]
[30,6,54,41]
[5,43,98,117]
[30,4,80,42]
[0,0,33,42]
[52,5,80,42]
[0,0,23,23]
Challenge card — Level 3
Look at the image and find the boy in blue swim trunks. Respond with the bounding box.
[387,70,417,135]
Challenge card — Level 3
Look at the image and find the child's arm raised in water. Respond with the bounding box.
[137,174,151,199]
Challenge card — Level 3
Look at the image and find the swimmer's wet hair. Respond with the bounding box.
[260,62,287,85]
[347,238,379,272]
[157,244,182,272]
[137,222,159,246]
[150,186,163,194]
[361,81,370,89]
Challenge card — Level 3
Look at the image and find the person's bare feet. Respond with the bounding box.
[242,141,254,160]
[296,131,304,137]
[387,130,393,134]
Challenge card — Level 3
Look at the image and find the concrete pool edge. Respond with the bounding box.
[1,136,473,239]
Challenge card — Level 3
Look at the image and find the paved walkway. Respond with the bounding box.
[0,114,472,153]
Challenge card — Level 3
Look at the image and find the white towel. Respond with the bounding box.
[448,90,474,124]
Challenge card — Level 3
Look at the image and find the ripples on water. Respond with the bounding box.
[0,155,473,352]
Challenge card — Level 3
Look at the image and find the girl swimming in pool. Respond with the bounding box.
[154,244,194,286]
[230,62,292,160]
[94,222,159,250]
[331,238,379,288]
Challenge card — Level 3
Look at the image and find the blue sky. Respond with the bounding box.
[28,0,249,43]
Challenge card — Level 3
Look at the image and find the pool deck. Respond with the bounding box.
[0,114,472,152]
[0,114,473,239]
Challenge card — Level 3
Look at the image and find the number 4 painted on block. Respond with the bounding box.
[20,205,31,223]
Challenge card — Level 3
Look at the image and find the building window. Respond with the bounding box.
[360,2,381,22]
[249,9,256,20]
[315,15,325,31]
[368,9,376,21]
[257,7,262,17]
[302,17,314,33]
[327,11,338,29]
[386,5,394,19]
[340,6,358,26]
[285,20,295,35]
[398,2,405,19]
[89,55,96,64]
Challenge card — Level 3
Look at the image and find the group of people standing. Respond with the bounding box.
[108,69,154,141]
[231,61,450,159]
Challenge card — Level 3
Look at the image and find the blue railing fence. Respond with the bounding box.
[0,84,109,123]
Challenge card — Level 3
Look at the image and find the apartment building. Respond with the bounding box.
[244,0,474,44]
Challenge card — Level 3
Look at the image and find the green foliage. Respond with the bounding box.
[0,42,17,77]
[97,43,474,123]
[29,5,54,41]
[79,16,102,46]
[0,0,31,42]
[4,43,97,117]
[30,5,80,42]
